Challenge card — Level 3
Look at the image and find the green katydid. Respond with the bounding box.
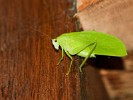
[52,31,127,75]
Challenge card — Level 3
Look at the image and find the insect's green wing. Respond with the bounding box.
[57,31,127,57]
[91,31,127,57]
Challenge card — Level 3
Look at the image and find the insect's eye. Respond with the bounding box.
[54,39,57,42]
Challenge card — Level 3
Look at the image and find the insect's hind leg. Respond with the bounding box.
[79,42,97,72]
[64,50,73,75]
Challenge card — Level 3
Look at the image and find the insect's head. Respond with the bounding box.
[52,39,59,50]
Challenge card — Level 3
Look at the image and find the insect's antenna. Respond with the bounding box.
[28,25,52,40]
[6,16,52,40]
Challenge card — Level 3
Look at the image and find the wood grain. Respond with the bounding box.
[100,51,133,100]
[0,0,109,100]
[77,0,100,12]
[101,70,133,100]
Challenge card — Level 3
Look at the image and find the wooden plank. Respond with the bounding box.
[0,0,109,99]
[100,51,133,100]
[101,70,133,100]
[77,0,100,11]
[76,0,133,51]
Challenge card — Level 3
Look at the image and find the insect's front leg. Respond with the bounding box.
[57,48,64,65]
[79,42,97,72]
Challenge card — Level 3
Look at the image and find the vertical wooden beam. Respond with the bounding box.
[0,0,109,99]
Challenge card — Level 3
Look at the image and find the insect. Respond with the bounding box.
[52,31,127,75]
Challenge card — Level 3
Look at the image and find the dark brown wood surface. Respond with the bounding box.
[0,0,109,100]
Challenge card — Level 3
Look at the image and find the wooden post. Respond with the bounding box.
[0,0,109,99]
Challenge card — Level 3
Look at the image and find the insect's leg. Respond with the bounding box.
[79,42,97,72]
[57,48,64,65]
[64,50,73,75]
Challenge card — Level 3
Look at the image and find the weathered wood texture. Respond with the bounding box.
[77,0,133,51]
[77,0,100,11]
[101,70,133,100]
[0,0,109,100]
